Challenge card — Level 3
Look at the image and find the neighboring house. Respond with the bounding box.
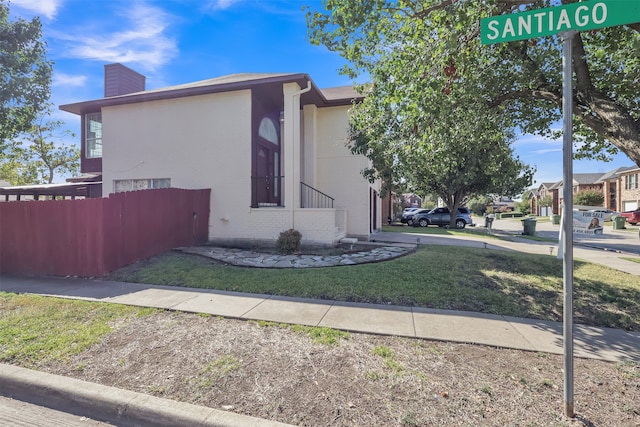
[491,196,515,212]
[402,194,423,208]
[531,182,561,216]
[598,166,634,212]
[619,166,640,211]
[554,173,606,210]
[529,167,638,215]
[59,63,381,246]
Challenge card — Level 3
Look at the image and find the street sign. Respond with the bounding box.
[478,0,640,418]
[481,0,640,45]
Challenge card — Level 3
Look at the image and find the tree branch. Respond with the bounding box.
[489,89,561,107]
[572,33,592,93]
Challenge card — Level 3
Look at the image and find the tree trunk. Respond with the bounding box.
[571,34,640,167]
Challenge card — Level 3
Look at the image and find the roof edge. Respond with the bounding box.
[60,73,361,115]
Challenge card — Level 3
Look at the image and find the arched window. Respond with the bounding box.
[258,117,279,145]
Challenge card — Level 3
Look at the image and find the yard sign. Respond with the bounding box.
[481,0,640,419]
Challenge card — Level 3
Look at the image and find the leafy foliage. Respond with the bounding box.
[0,111,79,184]
[314,1,535,225]
[539,195,553,207]
[574,190,605,206]
[468,195,493,215]
[23,118,79,183]
[306,0,640,167]
[515,189,533,215]
[515,199,532,216]
[0,1,52,147]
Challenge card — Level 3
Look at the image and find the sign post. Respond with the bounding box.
[481,0,640,418]
[560,30,576,418]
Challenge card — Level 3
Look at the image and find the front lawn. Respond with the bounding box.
[108,246,640,331]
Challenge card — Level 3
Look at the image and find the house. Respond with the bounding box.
[531,182,561,216]
[529,167,638,215]
[491,196,516,212]
[618,166,640,211]
[59,64,381,247]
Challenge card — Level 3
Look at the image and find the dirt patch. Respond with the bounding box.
[40,311,639,426]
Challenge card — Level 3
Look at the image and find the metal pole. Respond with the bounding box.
[561,30,577,419]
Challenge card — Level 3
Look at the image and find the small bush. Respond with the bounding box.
[574,190,605,206]
[499,212,524,218]
[276,228,302,254]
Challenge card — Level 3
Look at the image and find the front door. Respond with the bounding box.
[254,114,281,207]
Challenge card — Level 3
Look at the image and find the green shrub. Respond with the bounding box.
[574,190,605,206]
[501,212,524,218]
[276,228,302,254]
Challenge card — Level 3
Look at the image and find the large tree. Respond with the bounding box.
[0,112,79,185]
[348,69,534,226]
[307,0,640,166]
[312,0,534,222]
[24,118,79,184]
[1,0,52,148]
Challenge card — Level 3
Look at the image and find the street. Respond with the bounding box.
[0,396,111,426]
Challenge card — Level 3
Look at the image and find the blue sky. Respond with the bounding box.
[9,0,635,186]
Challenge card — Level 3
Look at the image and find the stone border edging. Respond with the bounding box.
[177,244,416,268]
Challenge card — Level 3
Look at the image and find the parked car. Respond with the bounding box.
[620,209,640,225]
[404,208,430,226]
[587,209,617,221]
[400,207,420,224]
[411,207,474,229]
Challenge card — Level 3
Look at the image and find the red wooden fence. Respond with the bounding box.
[0,188,210,277]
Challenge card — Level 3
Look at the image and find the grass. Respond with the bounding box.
[252,320,350,345]
[373,345,404,372]
[0,293,156,367]
[289,325,350,345]
[108,245,640,332]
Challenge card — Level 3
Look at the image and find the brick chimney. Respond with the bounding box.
[104,63,146,97]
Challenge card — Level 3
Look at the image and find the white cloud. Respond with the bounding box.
[532,148,562,155]
[53,73,87,87]
[57,3,177,72]
[11,0,62,19]
[207,0,244,11]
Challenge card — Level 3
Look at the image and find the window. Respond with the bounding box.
[114,178,171,193]
[624,174,638,190]
[258,117,279,145]
[85,112,102,158]
[252,113,282,207]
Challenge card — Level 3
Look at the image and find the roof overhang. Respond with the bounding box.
[0,182,102,198]
[60,73,364,115]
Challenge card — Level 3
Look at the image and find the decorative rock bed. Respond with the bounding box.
[177,244,415,268]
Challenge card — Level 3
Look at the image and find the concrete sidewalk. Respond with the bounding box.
[2,275,639,363]
[375,220,640,276]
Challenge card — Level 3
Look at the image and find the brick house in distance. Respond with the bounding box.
[618,166,640,211]
[530,167,639,215]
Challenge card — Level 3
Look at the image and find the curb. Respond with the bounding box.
[0,364,293,427]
